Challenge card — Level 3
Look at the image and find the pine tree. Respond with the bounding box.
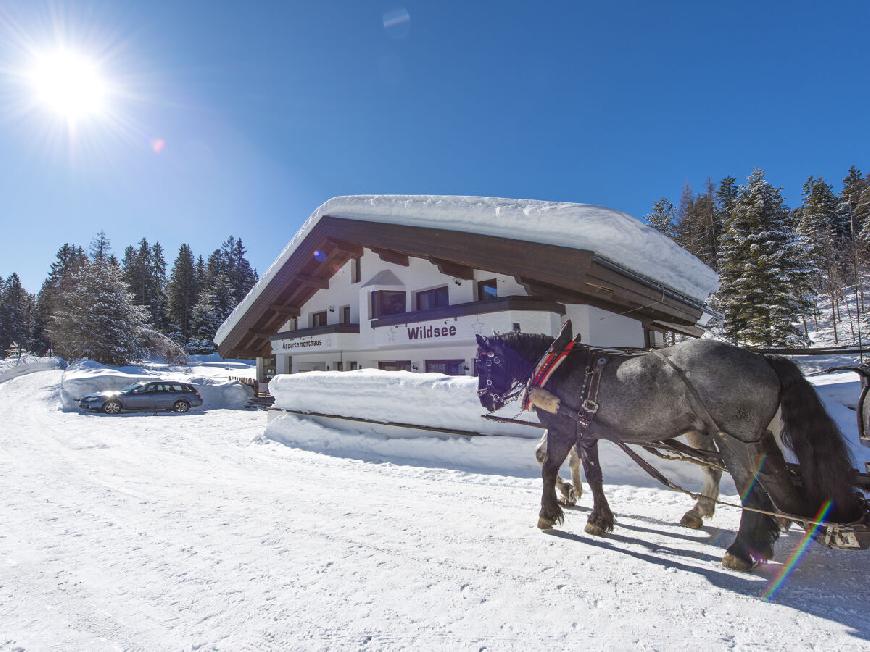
[33,244,88,355]
[0,274,36,356]
[646,198,676,238]
[673,181,721,271]
[167,244,198,343]
[88,231,112,263]
[716,170,812,346]
[227,237,258,303]
[190,274,235,349]
[149,242,169,331]
[48,259,148,364]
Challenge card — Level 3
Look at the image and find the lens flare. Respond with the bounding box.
[761,500,833,601]
[740,453,767,503]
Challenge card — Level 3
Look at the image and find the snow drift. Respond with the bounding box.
[269,369,541,438]
[216,195,719,346]
[59,360,254,411]
[265,369,726,489]
[0,356,62,384]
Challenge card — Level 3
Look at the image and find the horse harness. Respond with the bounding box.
[517,328,869,548]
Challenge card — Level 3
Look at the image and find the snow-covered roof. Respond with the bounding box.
[215,195,718,346]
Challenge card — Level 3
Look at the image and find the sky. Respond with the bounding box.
[1,1,869,292]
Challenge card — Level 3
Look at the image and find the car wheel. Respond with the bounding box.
[103,400,122,414]
[173,400,190,413]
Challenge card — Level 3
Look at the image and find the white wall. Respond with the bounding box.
[564,304,644,348]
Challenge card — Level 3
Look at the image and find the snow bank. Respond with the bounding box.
[0,356,62,383]
[217,195,718,345]
[269,369,541,438]
[811,372,870,463]
[265,369,724,489]
[59,360,253,411]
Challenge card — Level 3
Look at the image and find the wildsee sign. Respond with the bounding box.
[406,325,457,340]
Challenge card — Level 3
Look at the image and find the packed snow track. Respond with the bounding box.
[1,370,868,650]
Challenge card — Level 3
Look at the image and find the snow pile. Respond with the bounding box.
[59,360,254,411]
[811,371,870,463]
[217,195,718,345]
[0,356,62,383]
[269,369,540,438]
[265,369,721,488]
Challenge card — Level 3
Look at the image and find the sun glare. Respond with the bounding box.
[28,48,108,121]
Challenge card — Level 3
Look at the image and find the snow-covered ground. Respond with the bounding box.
[1,367,868,649]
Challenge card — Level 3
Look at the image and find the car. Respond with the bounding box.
[79,381,204,414]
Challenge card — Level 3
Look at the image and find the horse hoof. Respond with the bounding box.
[537,517,555,530]
[680,513,703,529]
[585,522,607,537]
[721,552,755,572]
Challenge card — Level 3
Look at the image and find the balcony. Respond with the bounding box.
[369,296,565,328]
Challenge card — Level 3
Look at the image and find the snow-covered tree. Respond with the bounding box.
[646,198,676,238]
[0,275,34,356]
[716,170,813,346]
[48,259,149,365]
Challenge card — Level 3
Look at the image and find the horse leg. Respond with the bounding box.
[680,431,722,529]
[715,436,781,572]
[537,429,575,529]
[535,431,577,507]
[568,444,583,503]
[579,438,614,536]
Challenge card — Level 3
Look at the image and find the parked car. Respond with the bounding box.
[79,381,203,414]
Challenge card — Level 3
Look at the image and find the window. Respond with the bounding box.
[478,278,498,301]
[371,290,406,318]
[425,359,466,375]
[415,286,449,312]
[349,361,359,370]
[311,311,328,328]
[350,256,361,284]
[340,305,351,324]
[287,317,298,331]
[378,360,412,372]
[335,361,343,371]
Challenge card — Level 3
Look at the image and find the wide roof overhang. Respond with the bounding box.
[217,216,706,358]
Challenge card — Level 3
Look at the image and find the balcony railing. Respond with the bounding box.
[370,297,565,328]
[270,322,360,341]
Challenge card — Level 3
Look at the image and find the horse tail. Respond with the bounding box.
[765,355,862,522]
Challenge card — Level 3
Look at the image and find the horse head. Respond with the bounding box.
[475,333,516,413]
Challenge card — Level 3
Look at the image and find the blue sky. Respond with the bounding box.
[1,1,869,291]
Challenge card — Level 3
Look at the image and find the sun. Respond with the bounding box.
[28,48,109,122]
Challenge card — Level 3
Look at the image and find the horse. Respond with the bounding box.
[475,332,865,571]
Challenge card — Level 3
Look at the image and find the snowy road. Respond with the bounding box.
[1,371,868,650]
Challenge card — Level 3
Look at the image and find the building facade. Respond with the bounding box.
[215,196,718,384]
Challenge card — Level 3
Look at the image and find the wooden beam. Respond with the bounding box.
[269,303,300,317]
[431,258,475,280]
[324,239,363,258]
[372,247,410,267]
[295,274,330,289]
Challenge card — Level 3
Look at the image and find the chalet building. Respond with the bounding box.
[215,196,718,386]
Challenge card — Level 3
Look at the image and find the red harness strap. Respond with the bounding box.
[522,339,576,411]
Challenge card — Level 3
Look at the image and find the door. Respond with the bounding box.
[123,383,157,410]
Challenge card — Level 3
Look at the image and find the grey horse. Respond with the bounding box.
[477,333,865,571]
